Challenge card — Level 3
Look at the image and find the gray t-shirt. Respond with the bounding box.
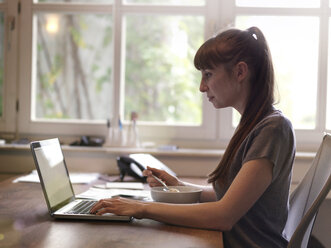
[214,109,296,248]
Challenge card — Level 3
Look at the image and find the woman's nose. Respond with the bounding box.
[200,80,207,92]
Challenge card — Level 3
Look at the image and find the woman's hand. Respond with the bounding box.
[143,166,183,187]
[90,197,146,219]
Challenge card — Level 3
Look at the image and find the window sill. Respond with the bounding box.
[0,143,318,190]
[0,143,223,159]
[0,143,315,159]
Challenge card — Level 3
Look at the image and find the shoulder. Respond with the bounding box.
[253,109,294,137]
[242,109,296,154]
[241,109,296,171]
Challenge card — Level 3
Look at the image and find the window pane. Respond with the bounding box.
[34,13,113,120]
[236,0,319,8]
[0,13,3,118]
[124,0,204,5]
[236,16,319,129]
[124,15,203,124]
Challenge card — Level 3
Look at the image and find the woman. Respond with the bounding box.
[91,27,295,248]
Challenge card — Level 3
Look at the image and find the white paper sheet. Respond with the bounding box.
[13,170,100,184]
[105,182,144,190]
[76,187,151,201]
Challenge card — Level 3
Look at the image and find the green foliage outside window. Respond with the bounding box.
[36,14,113,120]
[124,15,204,124]
[35,10,204,125]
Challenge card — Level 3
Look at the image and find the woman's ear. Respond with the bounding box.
[235,61,249,82]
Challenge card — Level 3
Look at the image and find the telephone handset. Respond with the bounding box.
[116,153,176,182]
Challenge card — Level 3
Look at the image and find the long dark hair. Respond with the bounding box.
[194,27,275,186]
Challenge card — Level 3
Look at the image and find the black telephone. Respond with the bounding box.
[116,153,176,182]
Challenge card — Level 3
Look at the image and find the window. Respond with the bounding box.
[236,16,319,129]
[17,0,217,142]
[123,14,203,124]
[32,2,204,125]
[233,0,330,148]
[34,13,113,121]
[0,0,329,150]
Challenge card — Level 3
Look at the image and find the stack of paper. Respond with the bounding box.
[77,182,151,201]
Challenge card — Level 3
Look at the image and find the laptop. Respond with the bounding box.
[30,138,132,221]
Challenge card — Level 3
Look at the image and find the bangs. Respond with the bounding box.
[194,35,232,71]
[194,38,221,70]
[194,28,243,71]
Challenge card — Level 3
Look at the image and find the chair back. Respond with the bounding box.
[284,133,331,248]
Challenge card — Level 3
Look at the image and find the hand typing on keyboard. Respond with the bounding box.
[67,200,97,215]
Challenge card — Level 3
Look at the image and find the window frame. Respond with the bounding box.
[0,0,18,135]
[17,0,221,145]
[18,1,116,138]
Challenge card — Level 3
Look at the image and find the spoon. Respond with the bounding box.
[151,174,180,192]
[151,174,170,191]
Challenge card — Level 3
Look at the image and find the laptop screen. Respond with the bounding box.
[31,139,74,209]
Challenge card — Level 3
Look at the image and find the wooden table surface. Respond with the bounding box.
[0,175,223,248]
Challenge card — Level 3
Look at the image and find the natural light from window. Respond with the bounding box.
[123,15,204,124]
[236,16,319,130]
[33,13,113,121]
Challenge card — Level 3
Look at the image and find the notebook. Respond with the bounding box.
[30,138,132,221]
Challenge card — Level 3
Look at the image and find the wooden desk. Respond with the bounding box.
[0,175,223,248]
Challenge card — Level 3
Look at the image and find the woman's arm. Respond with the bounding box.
[91,158,273,231]
[142,158,273,230]
[181,182,216,202]
[143,166,217,202]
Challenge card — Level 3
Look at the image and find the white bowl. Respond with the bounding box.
[150,186,202,204]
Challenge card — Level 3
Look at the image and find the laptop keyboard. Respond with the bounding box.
[66,200,97,215]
